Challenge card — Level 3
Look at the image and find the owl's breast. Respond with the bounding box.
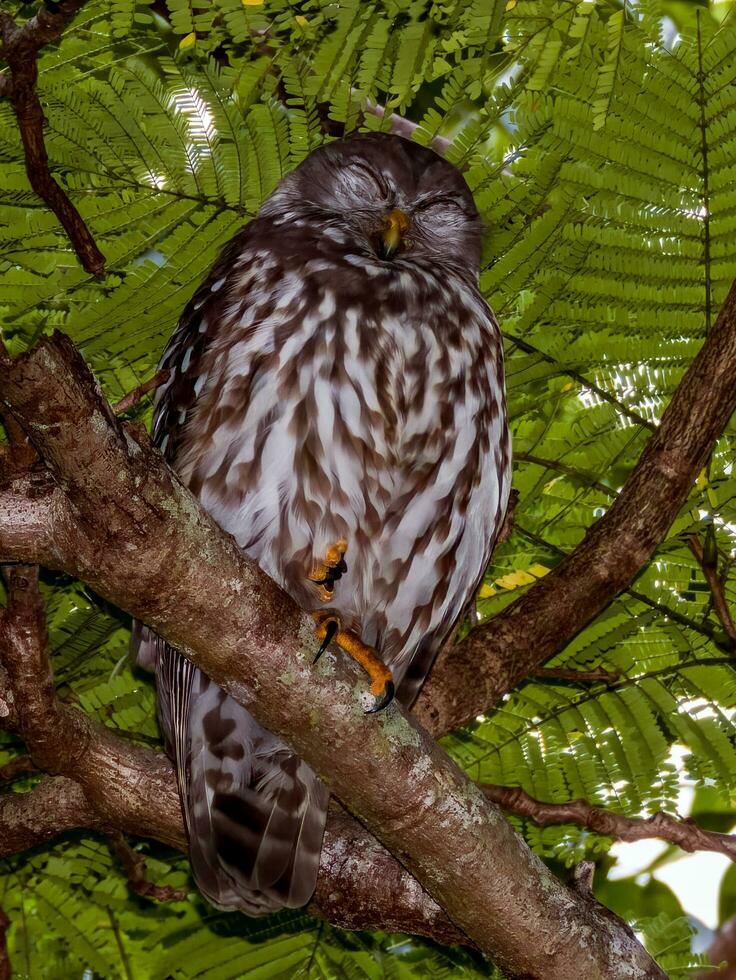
[167,246,505,653]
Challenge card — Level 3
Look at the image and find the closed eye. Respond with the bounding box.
[348,162,390,200]
[414,195,466,214]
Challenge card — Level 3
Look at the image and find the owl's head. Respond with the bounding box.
[261,132,482,275]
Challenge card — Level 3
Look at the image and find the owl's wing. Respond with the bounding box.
[131,227,328,914]
[150,226,251,462]
[155,644,328,914]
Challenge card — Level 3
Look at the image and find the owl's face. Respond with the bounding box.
[262,133,482,275]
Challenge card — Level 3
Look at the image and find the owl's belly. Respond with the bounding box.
[196,375,500,689]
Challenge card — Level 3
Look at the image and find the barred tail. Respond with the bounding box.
[133,627,328,915]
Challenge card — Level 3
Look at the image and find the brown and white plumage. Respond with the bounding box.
[133,132,511,915]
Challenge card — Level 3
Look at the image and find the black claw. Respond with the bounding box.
[314,619,339,664]
[313,559,347,590]
[365,680,395,714]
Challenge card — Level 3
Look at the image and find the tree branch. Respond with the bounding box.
[0,332,663,979]
[362,98,454,159]
[0,777,101,854]
[482,785,736,861]
[0,754,35,782]
[0,562,728,948]
[532,666,620,684]
[0,1,105,276]
[107,832,188,903]
[416,277,736,735]
[0,571,464,941]
[112,370,170,416]
[0,470,66,565]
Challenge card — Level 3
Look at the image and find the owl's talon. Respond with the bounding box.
[311,612,394,712]
[365,680,395,713]
[309,539,348,601]
[313,614,340,663]
[316,583,334,603]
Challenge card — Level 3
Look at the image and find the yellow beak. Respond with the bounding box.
[380,208,410,259]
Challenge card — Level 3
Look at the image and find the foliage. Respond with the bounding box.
[3,0,736,975]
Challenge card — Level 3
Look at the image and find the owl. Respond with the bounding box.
[133,132,511,915]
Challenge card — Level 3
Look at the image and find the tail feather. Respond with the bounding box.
[133,628,327,915]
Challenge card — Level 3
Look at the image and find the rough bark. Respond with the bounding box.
[0,777,101,853]
[0,775,467,945]
[0,333,664,979]
[415,278,736,736]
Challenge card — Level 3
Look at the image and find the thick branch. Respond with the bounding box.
[0,333,662,979]
[416,278,736,735]
[0,1,105,275]
[0,567,462,941]
[0,469,66,565]
[0,777,101,853]
[0,568,725,947]
[482,786,736,861]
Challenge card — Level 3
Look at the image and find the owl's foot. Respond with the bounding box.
[308,539,348,602]
[312,612,394,713]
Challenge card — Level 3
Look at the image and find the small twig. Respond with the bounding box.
[362,98,454,159]
[112,369,169,416]
[533,666,620,684]
[0,754,36,782]
[0,904,9,980]
[0,1,104,276]
[107,832,187,903]
[482,784,736,861]
[0,565,89,776]
[515,452,617,498]
[689,533,736,645]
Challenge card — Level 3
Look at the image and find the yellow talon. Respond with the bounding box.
[325,539,348,567]
[312,611,394,712]
[308,539,348,601]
